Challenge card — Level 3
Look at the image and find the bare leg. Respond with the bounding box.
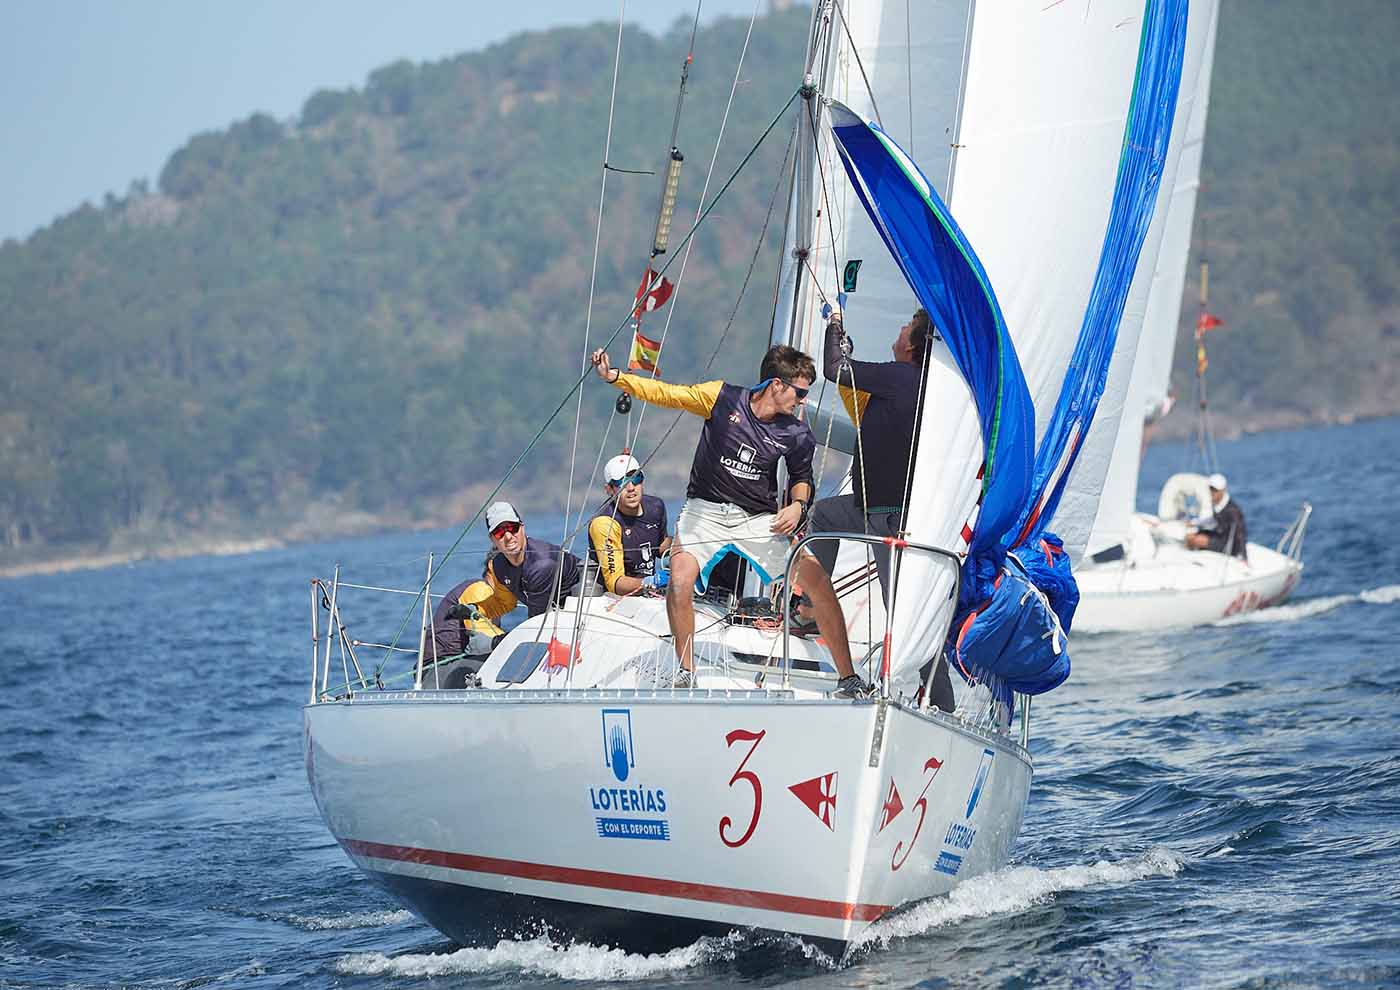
[797,554,855,679]
[667,550,700,672]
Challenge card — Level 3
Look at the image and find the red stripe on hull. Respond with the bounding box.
[342,838,891,922]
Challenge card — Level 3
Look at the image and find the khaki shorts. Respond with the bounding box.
[675,498,795,589]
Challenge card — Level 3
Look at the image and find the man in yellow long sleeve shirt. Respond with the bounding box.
[589,453,673,595]
[590,344,868,697]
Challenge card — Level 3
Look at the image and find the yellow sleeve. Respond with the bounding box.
[588,516,627,593]
[614,374,723,419]
[474,564,519,620]
[454,583,505,637]
[838,384,871,424]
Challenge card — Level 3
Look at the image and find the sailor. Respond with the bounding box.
[591,343,868,697]
[477,501,585,618]
[1187,473,1248,559]
[808,302,955,711]
[589,453,673,595]
[422,577,506,687]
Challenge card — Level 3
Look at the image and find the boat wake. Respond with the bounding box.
[853,847,1183,952]
[284,908,415,931]
[334,931,750,981]
[1212,584,1400,627]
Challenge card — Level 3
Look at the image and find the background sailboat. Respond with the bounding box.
[1073,0,1312,633]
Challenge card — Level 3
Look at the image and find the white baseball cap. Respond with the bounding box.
[485,501,522,532]
[604,453,642,485]
[1207,472,1228,490]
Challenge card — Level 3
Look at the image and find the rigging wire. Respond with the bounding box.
[627,0,764,456]
[830,0,883,129]
[561,0,629,575]
[371,87,804,675]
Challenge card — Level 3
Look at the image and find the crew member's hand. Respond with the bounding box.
[771,502,803,536]
[591,348,617,383]
[642,567,669,590]
[821,292,848,321]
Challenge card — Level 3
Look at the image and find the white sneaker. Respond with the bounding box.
[671,668,694,689]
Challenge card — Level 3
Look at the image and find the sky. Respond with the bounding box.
[0,0,766,243]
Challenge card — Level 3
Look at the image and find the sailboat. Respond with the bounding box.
[303,0,1199,958]
[1071,0,1311,634]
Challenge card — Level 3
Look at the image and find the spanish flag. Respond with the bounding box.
[628,331,662,373]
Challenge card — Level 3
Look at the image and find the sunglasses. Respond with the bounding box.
[779,378,810,400]
[613,470,645,488]
[490,521,522,539]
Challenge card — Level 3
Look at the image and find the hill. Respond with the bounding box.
[1,1,1396,565]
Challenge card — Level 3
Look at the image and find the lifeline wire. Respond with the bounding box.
[371,87,804,676]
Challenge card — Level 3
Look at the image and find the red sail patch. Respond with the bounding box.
[789,772,838,831]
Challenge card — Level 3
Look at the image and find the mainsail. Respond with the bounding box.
[1086,0,1223,558]
[774,0,1195,692]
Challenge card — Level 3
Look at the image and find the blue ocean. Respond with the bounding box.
[4,417,1398,988]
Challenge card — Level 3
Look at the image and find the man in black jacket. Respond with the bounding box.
[1188,473,1248,559]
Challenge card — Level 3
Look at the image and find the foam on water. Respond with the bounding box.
[854,847,1184,950]
[334,931,743,981]
[1213,584,1400,626]
[286,909,415,931]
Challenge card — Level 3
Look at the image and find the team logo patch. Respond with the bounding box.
[590,708,670,841]
[728,411,742,424]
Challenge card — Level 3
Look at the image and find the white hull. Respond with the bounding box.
[304,690,1030,956]
[1074,521,1302,633]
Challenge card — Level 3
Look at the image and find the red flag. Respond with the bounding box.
[633,268,674,316]
[1195,312,1224,335]
[546,637,579,669]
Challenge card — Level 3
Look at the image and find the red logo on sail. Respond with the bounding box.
[789,772,838,831]
[877,778,904,833]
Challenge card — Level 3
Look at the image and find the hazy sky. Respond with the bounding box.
[1,0,765,243]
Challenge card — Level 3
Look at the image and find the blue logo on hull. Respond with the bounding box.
[601,708,635,782]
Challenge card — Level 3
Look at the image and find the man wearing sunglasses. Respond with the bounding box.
[588,454,673,595]
[810,301,955,711]
[591,344,868,698]
[473,501,584,620]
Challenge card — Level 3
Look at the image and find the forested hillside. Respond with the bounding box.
[1,1,1396,562]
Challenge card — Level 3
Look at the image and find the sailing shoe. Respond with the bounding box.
[832,674,874,699]
[671,667,695,689]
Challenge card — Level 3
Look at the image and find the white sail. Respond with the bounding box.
[776,2,1200,690]
[1086,0,1222,558]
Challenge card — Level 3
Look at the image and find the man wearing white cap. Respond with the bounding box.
[1187,473,1248,559]
[473,501,584,618]
[589,454,672,595]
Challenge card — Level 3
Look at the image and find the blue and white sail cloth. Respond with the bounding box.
[825,0,1189,696]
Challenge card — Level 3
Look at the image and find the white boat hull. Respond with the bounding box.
[1074,535,1302,633]
[304,691,1031,956]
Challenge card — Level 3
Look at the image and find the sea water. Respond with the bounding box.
[3,417,1398,989]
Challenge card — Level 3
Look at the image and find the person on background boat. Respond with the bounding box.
[1187,473,1248,559]
[475,501,584,619]
[421,577,506,688]
[809,300,955,712]
[589,453,673,595]
[591,343,869,697]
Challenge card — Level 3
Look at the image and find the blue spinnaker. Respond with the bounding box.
[827,104,1034,576]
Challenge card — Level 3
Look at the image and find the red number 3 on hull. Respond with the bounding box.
[720,729,766,848]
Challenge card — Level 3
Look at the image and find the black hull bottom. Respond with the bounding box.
[367,868,848,959]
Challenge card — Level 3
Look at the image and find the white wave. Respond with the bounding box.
[335,932,740,981]
[287,908,415,930]
[1213,584,1400,626]
[1359,584,1400,605]
[855,847,1183,949]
